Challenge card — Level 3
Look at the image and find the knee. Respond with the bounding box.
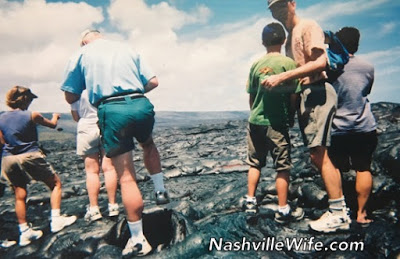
[139,137,156,150]
[49,174,62,190]
[310,147,326,165]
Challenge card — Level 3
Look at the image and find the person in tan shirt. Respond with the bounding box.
[263,0,351,233]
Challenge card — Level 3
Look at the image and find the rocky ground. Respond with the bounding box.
[0,102,400,258]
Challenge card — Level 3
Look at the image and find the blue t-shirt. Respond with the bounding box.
[332,56,377,134]
[60,39,155,105]
[0,110,40,156]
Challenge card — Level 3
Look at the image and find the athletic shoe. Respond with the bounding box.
[51,215,77,233]
[242,198,258,214]
[309,210,351,233]
[275,207,305,224]
[108,203,119,217]
[84,207,103,222]
[19,226,43,246]
[155,190,170,205]
[122,237,152,257]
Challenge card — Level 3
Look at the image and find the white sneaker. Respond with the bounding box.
[51,215,77,233]
[108,203,119,217]
[84,207,103,222]
[309,210,351,233]
[122,237,152,257]
[19,226,43,246]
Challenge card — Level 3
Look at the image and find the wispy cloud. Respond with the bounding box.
[299,0,389,23]
[378,22,397,37]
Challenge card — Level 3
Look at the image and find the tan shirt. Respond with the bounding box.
[286,19,327,84]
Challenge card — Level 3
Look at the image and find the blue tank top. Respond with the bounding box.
[0,110,39,156]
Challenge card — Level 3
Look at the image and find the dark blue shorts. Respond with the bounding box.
[98,96,155,158]
[328,130,377,172]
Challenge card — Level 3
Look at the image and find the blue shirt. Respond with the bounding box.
[332,56,377,135]
[0,110,40,156]
[60,39,155,105]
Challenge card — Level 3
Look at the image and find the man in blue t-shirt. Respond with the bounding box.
[61,30,167,256]
[328,27,377,225]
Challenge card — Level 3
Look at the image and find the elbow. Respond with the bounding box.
[150,77,159,89]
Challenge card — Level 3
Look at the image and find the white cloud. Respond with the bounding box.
[0,0,103,111]
[378,22,397,37]
[0,0,397,112]
[107,0,272,111]
[299,0,389,24]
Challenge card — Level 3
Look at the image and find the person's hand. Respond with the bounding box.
[261,74,283,90]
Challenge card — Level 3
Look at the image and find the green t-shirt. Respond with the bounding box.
[246,53,300,127]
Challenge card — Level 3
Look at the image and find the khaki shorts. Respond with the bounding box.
[76,119,102,156]
[246,123,292,172]
[1,151,56,187]
[298,81,337,148]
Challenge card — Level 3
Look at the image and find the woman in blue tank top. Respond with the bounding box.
[0,86,77,246]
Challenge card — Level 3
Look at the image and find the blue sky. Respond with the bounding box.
[0,0,399,112]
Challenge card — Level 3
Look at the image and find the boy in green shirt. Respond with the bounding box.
[243,22,303,223]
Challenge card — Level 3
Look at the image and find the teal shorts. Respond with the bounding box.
[97,96,155,158]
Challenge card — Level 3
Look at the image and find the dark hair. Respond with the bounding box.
[335,27,360,54]
[262,22,286,46]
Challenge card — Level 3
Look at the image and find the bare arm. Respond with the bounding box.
[32,112,60,129]
[262,49,327,88]
[144,77,159,93]
[249,94,255,109]
[71,110,80,122]
[0,130,5,146]
[64,91,81,104]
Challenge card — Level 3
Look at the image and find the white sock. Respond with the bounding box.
[278,204,291,215]
[89,206,100,212]
[329,196,346,216]
[19,222,29,233]
[245,195,257,202]
[150,172,165,192]
[51,209,61,218]
[127,219,145,244]
[108,203,118,209]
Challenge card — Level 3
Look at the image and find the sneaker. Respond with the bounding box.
[242,198,258,214]
[19,226,43,246]
[275,207,305,224]
[155,190,170,205]
[84,207,103,222]
[309,210,351,233]
[108,203,119,217]
[51,215,77,233]
[122,237,152,257]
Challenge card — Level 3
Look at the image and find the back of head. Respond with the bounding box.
[335,27,360,54]
[262,22,286,46]
[6,86,37,109]
[80,29,101,47]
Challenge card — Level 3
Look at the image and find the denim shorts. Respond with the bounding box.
[246,123,292,172]
[97,96,155,158]
[1,151,56,187]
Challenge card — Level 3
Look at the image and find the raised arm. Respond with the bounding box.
[32,112,60,129]
[144,77,159,93]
